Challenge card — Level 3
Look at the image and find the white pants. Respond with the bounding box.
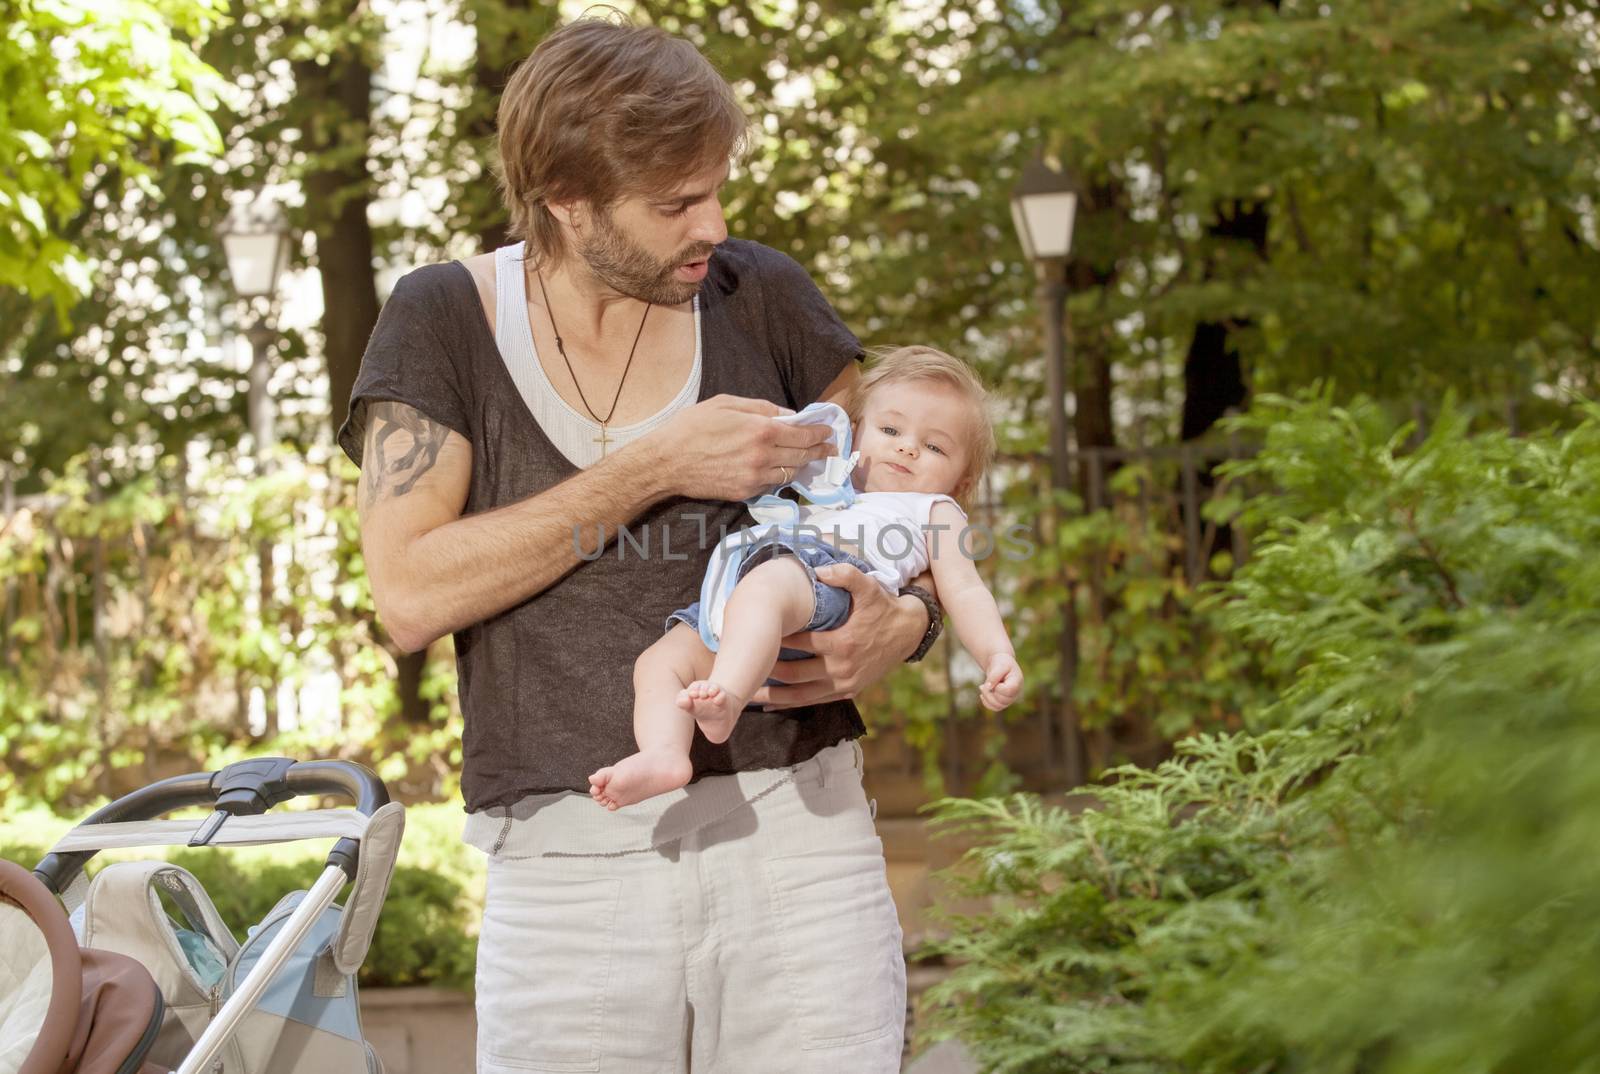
[474,741,905,1074]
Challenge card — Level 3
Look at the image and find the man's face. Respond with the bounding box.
[578,160,730,306]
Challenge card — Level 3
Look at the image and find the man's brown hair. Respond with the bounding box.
[494,11,749,265]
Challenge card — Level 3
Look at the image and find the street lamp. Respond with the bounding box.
[220,197,293,456]
[1010,154,1084,787]
[220,196,293,738]
[1010,155,1080,490]
[1010,156,1080,262]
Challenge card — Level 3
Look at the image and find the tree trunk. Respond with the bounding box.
[1180,200,1266,442]
[292,27,380,442]
[1179,321,1249,441]
[292,11,434,729]
[1177,199,1267,592]
[468,41,513,254]
[1180,0,1278,438]
[1074,346,1117,453]
[1055,177,1123,783]
[1064,184,1121,457]
[465,0,544,253]
[468,38,513,256]
[395,647,431,726]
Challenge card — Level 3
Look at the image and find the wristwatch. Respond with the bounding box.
[899,584,944,663]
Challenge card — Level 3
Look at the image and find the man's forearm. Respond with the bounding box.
[385,446,673,649]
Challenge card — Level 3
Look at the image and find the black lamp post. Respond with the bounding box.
[1010,155,1085,787]
[220,196,293,736]
[1010,155,1081,496]
[220,197,293,458]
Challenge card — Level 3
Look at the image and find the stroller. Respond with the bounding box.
[0,758,405,1074]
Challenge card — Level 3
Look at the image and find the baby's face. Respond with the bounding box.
[853,380,973,498]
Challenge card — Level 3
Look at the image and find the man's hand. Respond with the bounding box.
[751,563,926,709]
[978,653,1024,711]
[643,394,834,502]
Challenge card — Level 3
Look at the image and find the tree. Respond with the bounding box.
[1,0,226,310]
[289,3,383,442]
[8,0,1596,804]
[891,0,1600,421]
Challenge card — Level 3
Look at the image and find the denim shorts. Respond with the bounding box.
[666,534,878,668]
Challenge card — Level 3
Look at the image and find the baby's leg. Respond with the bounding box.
[680,555,815,744]
[588,624,712,810]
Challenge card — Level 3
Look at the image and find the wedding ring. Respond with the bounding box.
[780,465,793,484]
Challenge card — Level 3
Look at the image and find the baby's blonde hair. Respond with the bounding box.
[847,345,995,506]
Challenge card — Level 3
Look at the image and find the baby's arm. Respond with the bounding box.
[927,501,1023,710]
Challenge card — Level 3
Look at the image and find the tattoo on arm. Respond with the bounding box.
[364,401,450,507]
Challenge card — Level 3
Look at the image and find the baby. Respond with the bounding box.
[588,345,1025,809]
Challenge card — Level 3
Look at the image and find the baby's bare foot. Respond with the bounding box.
[675,680,745,744]
[588,767,621,810]
[586,750,693,810]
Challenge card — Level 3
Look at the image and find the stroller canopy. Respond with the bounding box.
[0,860,61,1073]
[0,858,165,1074]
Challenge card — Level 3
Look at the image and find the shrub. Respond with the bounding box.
[916,394,1600,1072]
[165,851,477,991]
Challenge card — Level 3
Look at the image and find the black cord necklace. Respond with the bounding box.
[535,269,653,457]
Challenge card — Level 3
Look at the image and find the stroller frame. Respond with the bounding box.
[31,758,396,1074]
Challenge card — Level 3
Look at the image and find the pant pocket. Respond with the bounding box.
[476,866,622,1073]
[760,846,906,1050]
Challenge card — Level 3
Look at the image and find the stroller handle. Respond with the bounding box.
[33,758,390,894]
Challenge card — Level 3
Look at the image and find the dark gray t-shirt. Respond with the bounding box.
[338,239,867,812]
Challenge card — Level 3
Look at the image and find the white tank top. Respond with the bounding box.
[493,242,701,469]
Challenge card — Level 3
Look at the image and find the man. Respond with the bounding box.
[338,15,942,1073]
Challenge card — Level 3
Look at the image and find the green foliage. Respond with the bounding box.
[10,0,1596,798]
[1,0,225,311]
[826,0,1596,434]
[25,0,1591,477]
[0,446,463,807]
[866,450,1270,792]
[732,0,1597,787]
[1062,464,1269,749]
[917,392,1600,1072]
[1195,627,1600,1073]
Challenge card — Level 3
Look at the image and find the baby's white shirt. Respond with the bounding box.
[699,491,963,642]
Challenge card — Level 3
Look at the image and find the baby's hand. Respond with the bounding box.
[978,653,1023,711]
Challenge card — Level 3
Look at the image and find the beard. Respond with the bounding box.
[578,211,716,307]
